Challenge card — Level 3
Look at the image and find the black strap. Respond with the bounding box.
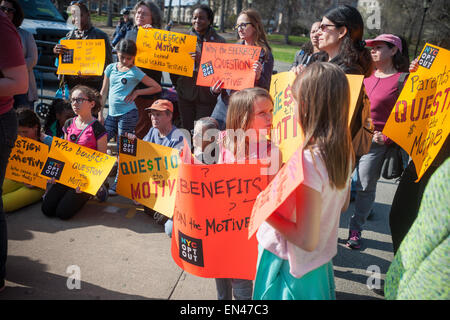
[397,72,409,93]
[74,119,96,144]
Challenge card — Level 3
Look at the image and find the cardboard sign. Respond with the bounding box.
[271,72,364,163]
[383,44,450,181]
[116,136,180,218]
[171,162,269,280]
[5,136,49,189]
[39,137,115,195]
[196,42,262,91]
[56,39,106,76]
[135,28,197,77]
[248,147,303,239]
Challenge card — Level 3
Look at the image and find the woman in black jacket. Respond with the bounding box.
[172,4,226,134]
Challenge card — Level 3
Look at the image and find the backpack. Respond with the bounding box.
[350,87,373,158]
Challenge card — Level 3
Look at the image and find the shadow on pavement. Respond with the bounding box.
[1,255,154,300]
[6,197,166,242]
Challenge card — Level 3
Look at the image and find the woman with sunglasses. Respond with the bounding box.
[41,85,108,220]
[171,4,226,134]
[124,1,163,139]
[290,21,328,74]
[1,0,38,110]
[211,8,274,130]
[53,1,113,94]
[317,5,374,249]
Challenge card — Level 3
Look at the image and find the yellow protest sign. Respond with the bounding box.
[271,71,303,164]
[116,136,180,218]
[5,136,49,189]
[57,39,106,76]
[39,137,115,195]
[135,28,197,77]
[271,72,364,163]
[383,43,450,181]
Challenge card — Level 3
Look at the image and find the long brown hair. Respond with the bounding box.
[237,9,271,61]
[293,62,354,189]
[225,87,273,159]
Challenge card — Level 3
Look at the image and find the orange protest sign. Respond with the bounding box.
[196,42,261,91]
[383,44,450,181]
[116,136,180,218]
[57,39,106,76]
[135,28,197,77]
[5,136,49,189]
[171,162,269,280]
[271,72,364,163]
[248,146,303,239]
[39,137,115,195]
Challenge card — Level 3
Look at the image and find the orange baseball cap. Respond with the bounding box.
[145,99,173,113]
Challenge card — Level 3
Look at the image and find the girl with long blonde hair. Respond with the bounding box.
[254,62,354,300]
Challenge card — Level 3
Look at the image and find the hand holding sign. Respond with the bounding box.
[135,28,197,77]
[383,43,450,181]
[56,39,106,76]
[39,137,115,195]
[5,136,49,189]
[196,42,262,91]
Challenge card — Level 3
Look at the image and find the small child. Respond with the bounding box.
[193,117,220,165]
[43,98,75,139]
[2,108,46,212]
[100,39,162,195]
[215,87,278,300]
[41,85,108,220]
[253,62,354,300]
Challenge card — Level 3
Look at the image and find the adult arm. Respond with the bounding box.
[0,64,28,96]
[256,51,274,90]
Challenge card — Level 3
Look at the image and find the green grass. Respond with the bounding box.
[267,34,309,46]
[270,43,299,64]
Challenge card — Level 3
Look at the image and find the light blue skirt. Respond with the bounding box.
[253,246,336,300]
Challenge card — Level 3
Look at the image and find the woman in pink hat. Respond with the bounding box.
[346,34,410,250]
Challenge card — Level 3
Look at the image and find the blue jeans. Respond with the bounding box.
[104,109,139,189]
[215,278,253,300]
[349,142,388,232]
[0,109,18,284]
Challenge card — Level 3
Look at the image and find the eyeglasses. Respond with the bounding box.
[70,97,90,104]
[0,6,16,14]
[319,24,337,32]
[234,22,253,30]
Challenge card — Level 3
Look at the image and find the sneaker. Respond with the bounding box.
[96,184,108,202]
[346,230,361,249]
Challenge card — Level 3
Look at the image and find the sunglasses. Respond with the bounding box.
[0,6,16,14]
[318,24,338,32]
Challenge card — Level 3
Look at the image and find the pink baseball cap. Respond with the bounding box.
[365,34,402,53]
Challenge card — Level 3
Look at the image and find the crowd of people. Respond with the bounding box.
[0,0,448,300]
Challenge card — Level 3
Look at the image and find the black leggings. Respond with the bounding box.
[388,161,437,254]
[42,183,91,220]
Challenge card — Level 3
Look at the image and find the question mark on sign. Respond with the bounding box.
[229,202,237,211]
[201,167,209,178]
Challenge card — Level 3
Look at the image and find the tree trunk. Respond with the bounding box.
[236,0,243,15]
[219,0,225,32]
[107,0,113,27]
[97,0,103,16]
